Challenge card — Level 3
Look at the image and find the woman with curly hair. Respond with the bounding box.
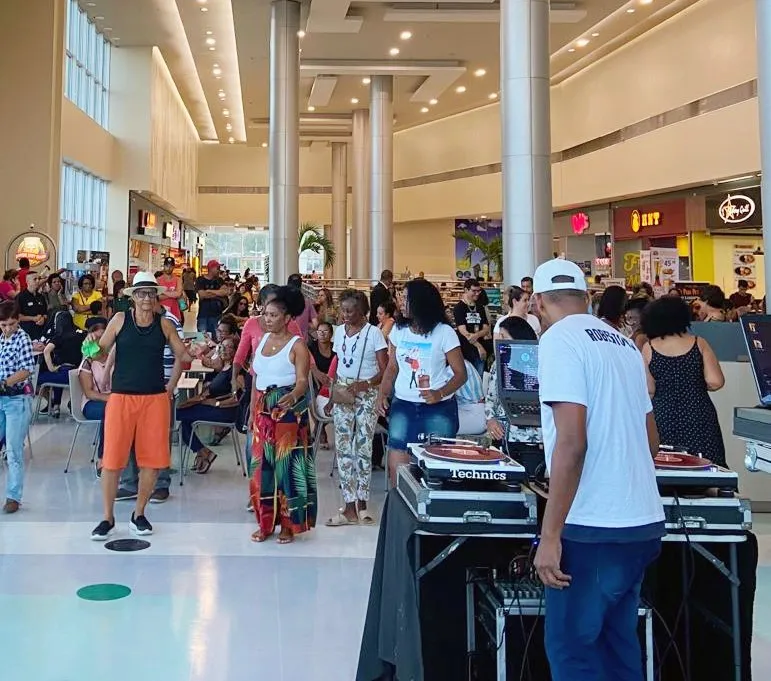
[249,286,316,544]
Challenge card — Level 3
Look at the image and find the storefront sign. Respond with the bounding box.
[631,210,662,233]
[571,212,590,235]
[674,281,710,303]
[718,194,756,224]
[614,200,686,240]
[15,236,50,267]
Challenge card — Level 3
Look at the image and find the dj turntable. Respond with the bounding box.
[396,438,537,532]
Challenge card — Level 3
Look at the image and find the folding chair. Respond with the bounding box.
[178,419,246,486]
[307,376,335,475]
[64,369,101,473]
[31,362,70,425]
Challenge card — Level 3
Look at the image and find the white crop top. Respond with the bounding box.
[253,333,300,390]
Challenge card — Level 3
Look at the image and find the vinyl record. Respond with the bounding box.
[422,445,506,464]
[654,453,713,470]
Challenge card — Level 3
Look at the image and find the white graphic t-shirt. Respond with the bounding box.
[538,314,664,530]
[390,323,460,402]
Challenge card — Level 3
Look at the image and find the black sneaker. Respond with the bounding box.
[116,488,138,501]
[129,513,153,536]
[91,519,115,541]
[149,489,170,504]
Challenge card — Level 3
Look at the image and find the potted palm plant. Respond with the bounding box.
[264,222,336,281]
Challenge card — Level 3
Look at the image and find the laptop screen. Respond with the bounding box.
[740,315,771,406]
[497,340,540,398]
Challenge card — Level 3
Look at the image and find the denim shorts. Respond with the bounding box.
[387,397,459,451]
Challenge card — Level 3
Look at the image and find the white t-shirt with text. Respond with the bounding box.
[333,323,387,381]
[538,314,664,529]
[390,323,460,402]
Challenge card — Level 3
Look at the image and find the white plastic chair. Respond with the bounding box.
[65,369,101,473]
[31,361,70,425]
[178,418,246,486]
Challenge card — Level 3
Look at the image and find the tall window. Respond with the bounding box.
[59,163,107,265]
[65,0,111,128]
[203,231,269,275]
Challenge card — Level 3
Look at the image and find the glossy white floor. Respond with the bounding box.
[2,418,770,681]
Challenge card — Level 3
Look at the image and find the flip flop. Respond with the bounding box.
[196,453,218,474]
[251,531,268,543]
[325,512,358,527]
[277,531,295,544]
[358,509,375,525]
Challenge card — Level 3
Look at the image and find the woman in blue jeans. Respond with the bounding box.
[0,301,36,513]
[376,279,467,485]
[78,317,112,473]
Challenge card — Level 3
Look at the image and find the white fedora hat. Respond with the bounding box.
[124,271,166,296]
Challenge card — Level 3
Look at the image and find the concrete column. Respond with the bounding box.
[331,142,348,280]
[0,0,65,259]
[757,0,771,287]
[351,109,370,279]
[268,0,300,285]
[500,0,553,284]
[369,76,394,280]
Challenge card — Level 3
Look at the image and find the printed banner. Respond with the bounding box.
[732,245,758,292]
[454,219,502,281]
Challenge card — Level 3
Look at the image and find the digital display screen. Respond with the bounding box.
[498,342,539,394]
[742,316,771,405]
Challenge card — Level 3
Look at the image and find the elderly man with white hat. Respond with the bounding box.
[530,258,664,681]
[88,272,190,541]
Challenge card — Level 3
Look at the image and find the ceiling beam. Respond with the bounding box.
[308,76,338,107]
[306,0,363,34]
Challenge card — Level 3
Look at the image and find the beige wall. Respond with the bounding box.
[61,98,115,180]
[393,219,456,276]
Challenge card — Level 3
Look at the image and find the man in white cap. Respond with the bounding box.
[88,272,190,540]
[531,258,664,681]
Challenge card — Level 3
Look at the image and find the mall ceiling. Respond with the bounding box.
[81,0,700,146]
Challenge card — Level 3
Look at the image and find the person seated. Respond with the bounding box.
[45,274,69,312]
[485,316,541,445]
[456,359,486,435]
[177,337,241,473]
[195,315,240,373]
[223,295,251,327]
[309,321,337,448]
[78,317,112,474]
[40,310,86,417]
[109,280,131,317]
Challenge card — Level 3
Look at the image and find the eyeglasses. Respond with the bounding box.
[134,290,158,300]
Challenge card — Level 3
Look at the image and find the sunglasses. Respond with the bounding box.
[133,289,158,300]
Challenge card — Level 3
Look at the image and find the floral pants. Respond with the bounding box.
[332,386,378,504]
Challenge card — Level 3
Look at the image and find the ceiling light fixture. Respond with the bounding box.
[218,92,226,100]
[474,68,486,77]
[222,108,230,116]
[212,67,222,76]
[488,92,498,100]
[228,137,235,144]
[225,123,232,131]
[206,37,216,46]
[297,30,306,38]
[592,32,600,37]
[95,15,104,20]
[576,38,589,47]
[200,7,208,12]
[640,0,653,4]
[197,0,207,4]
[429,98,438,105]
[626,7,635,13]
[389,47,400,56]
[261,142,268,148]
[362,77,371,85]
[568,48,576,53]
[208,46,216,51]
[86,2,96,6]
[103,27,112,32]
[206,31,213,36]
[400,31,412,40]
[455,85,466,93]
[420,107,429,113]
[307,105,316,112]
[351,98,359,104]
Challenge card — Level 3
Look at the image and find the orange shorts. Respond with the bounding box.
[103,393,171,471]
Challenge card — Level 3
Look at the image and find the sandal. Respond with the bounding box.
[325,511,358,527]
[251,530,268,543]
[196,453,218,474]
[210,429,230,447]
[277,529,294,544]
[358,509,375,525]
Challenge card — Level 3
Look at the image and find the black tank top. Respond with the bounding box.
[112,312,166,394]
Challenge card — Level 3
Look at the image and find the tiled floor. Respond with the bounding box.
[1,417,770,680]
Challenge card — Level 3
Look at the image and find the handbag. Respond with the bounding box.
[331,325,371,406]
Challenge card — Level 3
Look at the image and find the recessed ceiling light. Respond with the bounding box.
[389,47,400,56]
[261,142,268,148]
[200,7,208,12]
[297,30,306,38]
[474,68,486,77]
[455,85,466,93]
[95,15,104,20]
[218,92,226,100]
[206,31,213,36]
[576,38,590,47]
[591,32,600,37]
[222,108,230,116]
[307,105,316,112]
[212,67,222,76]
[362,77,371,85]
[568,48,576,53]
[197,0,207,3]
[429,98,438,105]
[351,98,359,104]
[206,37,216,46]
[208,46,216,51]
[488,92,498,100]
[481,215,488,219]
[225,123,232,131]
[103,27,112,32]
[420,107,429,113]
[86,2,96,6]
[228,137,235,144]
[626,7,635,13]
[640,0,653,4]
[400,31,412,41]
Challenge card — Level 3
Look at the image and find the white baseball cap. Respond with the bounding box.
[533,258,588,294]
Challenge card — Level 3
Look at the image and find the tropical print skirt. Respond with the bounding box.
[249,386,317,537]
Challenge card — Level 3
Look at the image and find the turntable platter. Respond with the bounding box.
[422,445,506,464]
[654,453,713,470]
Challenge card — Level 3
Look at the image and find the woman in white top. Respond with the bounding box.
[377,279,468,485]
[493,285,541,338]
[325,290,388,526]
[249,286,314,545]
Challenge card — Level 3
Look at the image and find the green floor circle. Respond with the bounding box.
[76,584,132,601]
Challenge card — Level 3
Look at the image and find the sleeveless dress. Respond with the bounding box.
[649,338,726,466]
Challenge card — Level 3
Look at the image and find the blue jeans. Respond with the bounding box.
[119,451,171,493]
[545,538,661,681]
[197,316,219,335]
[178,404,237,453]
[82,400,106,459]
[1,396,33,502]
[387,396,459,451]
[38,365,74,407]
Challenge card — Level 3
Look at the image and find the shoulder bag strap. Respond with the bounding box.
[354,324,371,381]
